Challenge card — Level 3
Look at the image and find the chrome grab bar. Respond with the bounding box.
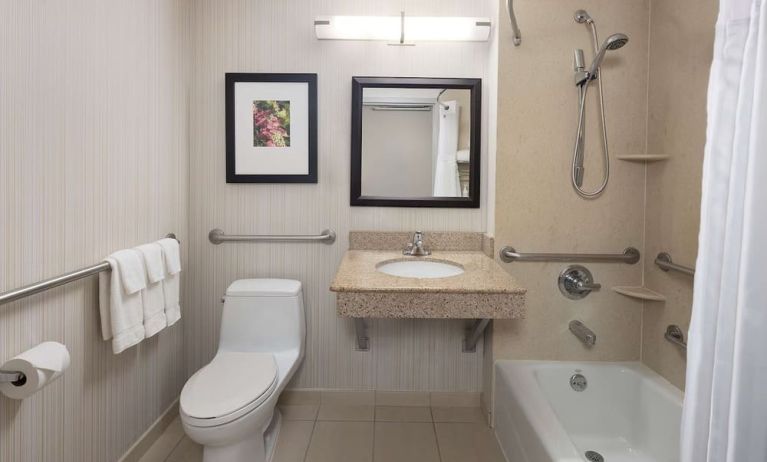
[655,252,695,276]
[665,325,687,350]
[0,233,178,306]
[209,228,336,245]
[499,246,640,264]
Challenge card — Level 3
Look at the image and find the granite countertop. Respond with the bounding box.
[331,250,527,295]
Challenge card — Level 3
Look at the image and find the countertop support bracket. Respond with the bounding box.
[354,318,370,351]
[463,318,491,352]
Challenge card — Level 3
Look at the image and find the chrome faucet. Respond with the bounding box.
[403,231,431,256]
[569,320,596,346]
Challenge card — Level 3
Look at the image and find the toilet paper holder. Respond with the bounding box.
[0,370,26,385]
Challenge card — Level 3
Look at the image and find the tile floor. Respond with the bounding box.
[138,391,506,462]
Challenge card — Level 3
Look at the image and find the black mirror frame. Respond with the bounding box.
[350,77,481,208]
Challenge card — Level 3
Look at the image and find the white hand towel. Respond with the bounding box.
[98,257,146,354]
[135,244,168,337]
[111,249,146,295]
[157,238,181,326]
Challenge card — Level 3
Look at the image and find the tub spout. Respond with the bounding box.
[569,320,596,346]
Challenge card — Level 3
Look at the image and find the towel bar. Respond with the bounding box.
[208,228,336,245]
[0,233,178,306]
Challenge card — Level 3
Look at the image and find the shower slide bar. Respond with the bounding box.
[655,252,695,276]
[0,233,178,307]
[208,228,336,245]
[499,246,640,264]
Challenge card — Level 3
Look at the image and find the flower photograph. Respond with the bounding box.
[253,100,290,147]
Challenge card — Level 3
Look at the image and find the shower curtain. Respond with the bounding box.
[681,0,767,460]
[432,101,461,197]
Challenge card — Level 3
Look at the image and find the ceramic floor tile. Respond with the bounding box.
[165,436,203,462]
[272,420,315,462]
[305,421,374,462]
[136,417,185,462]
[373,422,440,462]
[280,390,321,405]
[430,392,481,408]
[317,404,374,421]
[435,422,506,462]
[280,404,320,421]
[375,406,432,422]
[431,406,486,423]
[320,390,375,405]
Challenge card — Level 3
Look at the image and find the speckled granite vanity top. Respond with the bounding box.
[331,232,527,319]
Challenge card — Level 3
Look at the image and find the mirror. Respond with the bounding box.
[351,77,481,208]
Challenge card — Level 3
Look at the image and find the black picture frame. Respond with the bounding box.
[226,73,318,183]
[350,76,481,208]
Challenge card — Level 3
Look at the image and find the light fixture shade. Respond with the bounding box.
[314,15,491,42]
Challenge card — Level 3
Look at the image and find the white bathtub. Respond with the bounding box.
[493,361,683,462]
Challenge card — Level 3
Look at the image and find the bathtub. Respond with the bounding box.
[493,361,683,462]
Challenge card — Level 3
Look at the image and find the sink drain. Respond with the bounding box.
[585,450,604,462]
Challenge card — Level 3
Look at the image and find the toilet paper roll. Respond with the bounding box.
[0,342,70,400]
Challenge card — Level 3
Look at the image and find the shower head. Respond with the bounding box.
[574,10,593,24]
[587,33,629,77]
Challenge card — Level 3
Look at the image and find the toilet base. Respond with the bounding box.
[201,409,282,462]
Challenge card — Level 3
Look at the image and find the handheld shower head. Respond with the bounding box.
[587,33,629,77]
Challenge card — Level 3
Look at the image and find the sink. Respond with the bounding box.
[376,259,464,279]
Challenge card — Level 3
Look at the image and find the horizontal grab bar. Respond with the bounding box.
[208,228,336,245]
[499,246,640,264]
[665,325,687,350]
[655,252,695,276]
[0,233,179,306]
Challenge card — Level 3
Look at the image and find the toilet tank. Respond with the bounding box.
[218,279,305,354]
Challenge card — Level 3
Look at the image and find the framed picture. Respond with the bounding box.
[226,73,317,183]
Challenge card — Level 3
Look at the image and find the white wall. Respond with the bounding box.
[0,1,189,461]
[186,0,498,391]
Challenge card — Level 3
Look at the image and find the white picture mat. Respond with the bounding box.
[234,81,309,175]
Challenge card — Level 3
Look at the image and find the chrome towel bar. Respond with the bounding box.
[499,246,640,264]
[208,228,336,245]
[655,252,695,276]
[0,233,178,306]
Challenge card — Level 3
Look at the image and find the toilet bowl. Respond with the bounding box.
[180,279,305,462]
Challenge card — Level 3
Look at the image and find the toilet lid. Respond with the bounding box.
[180,352,278,420]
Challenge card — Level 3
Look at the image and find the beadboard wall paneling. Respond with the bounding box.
[186,0,498,391]
[0,2,189,461]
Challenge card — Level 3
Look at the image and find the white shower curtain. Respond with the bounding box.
[432,101,461,197]
[681,0,767,460]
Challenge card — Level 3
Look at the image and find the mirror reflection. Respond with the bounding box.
[360,87,472,199]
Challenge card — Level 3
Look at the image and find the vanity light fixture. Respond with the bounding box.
[314,12,491,44]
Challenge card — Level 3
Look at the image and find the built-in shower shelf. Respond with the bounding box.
[612,286,667,302]
[616,155,670,163]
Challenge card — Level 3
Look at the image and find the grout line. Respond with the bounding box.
[432,415,444,462]
[300,418,318,462]
[162,435,186,462]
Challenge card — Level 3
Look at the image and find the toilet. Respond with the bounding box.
[179,279,305,462]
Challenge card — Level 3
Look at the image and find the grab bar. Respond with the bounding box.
[0,233,178,306]
[499,246,640,264]
[655,252,695,276]
[665,325,687,350]
[506,0,522,46]
[208,228,336,245]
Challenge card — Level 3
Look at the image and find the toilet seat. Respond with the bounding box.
[180,351,278,428]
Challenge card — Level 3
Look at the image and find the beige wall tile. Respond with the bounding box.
[373,422,440,462]
[320,390,375,405]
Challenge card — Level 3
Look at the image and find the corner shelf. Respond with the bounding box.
[612,286,667,302]
[616,155,670,163]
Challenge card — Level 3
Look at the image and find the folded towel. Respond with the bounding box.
[157,238,181,326]
[99,257,146,354]
[456,149,470,163]
[135,244,168,337]
[110,249,146,295]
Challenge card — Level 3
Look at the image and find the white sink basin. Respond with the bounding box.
[376,259,464,279]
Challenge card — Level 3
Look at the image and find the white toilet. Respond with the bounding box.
[180,279,305,462]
